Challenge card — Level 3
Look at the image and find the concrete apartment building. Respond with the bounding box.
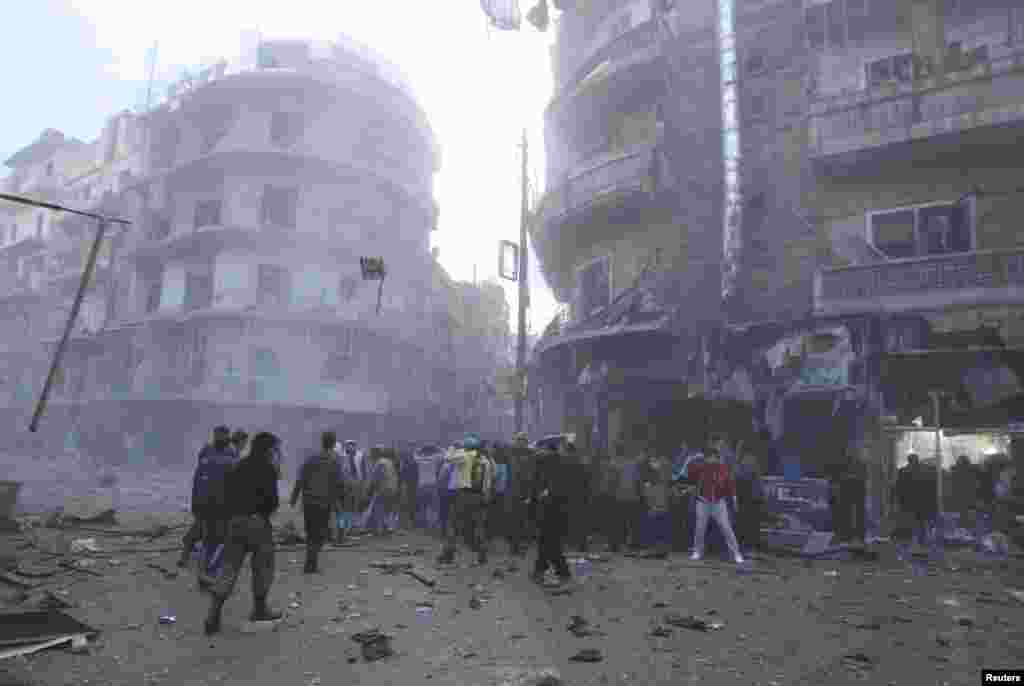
[530,0,1024,502]
[0,36,511,468]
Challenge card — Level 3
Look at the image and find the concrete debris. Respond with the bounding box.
[663,613,724,631]
[569,648,604,663]
[69,538,100,554]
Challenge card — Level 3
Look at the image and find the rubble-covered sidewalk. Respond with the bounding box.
[1,510,1023,686]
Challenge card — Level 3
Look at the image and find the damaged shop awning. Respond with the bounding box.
[881,347,1024,398]
[534,268,690,355]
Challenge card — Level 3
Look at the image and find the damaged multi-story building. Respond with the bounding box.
[0,36,511,469]
[529,0,1024,515]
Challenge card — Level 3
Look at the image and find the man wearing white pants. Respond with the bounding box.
[685,446,744,564]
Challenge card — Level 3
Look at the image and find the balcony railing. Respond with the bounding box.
[553,20,659,106]
[814,247,1024,315]
[537,145,654,228]
[809,48,1024,160]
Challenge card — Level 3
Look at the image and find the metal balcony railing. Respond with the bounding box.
[537,145,653,226]
[809,48,1024,158]
[815,247,1024,314]
[555,20,659,103]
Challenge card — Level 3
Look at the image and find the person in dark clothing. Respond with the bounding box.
[950,455,980,531]
[398,446,420,530]
[892,453,939,557]
[592,453,620,551]
[179,426,234,569]
[205,432,283,636]
[506,434,535,556]
[566,445,592,553]
[530,439,574,585]
[231,430,249,459]
[839,453,868,543]
[180,426,236,585]
[290,431,343,574]
[734,452,765,553]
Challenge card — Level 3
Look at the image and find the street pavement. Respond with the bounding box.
[2,509,1023,686]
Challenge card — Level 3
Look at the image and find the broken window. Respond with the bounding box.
[870,201,973,259]
[577,256,611,318]
[257,264,290,307]
[260,186,298,228]
[193,199,222,229]
[270,111,305,148]
[250,347,281,378]
[871,209,916,259]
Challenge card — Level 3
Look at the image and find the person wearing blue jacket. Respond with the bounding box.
[183,426,236,588]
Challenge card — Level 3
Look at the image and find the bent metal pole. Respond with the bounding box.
[29,218,110,433]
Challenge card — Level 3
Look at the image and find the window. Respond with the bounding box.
[257,264,290,306]
[807,0,875,50]
[322,328,358,381]
[145,279,163,314]
[184,270,213,311]
[338,275,359,302]
[744,53,766,77]
[846,0,870,43]
[200,105,235,153]
[805,3,826,50]
[270,111,304,148]
[194,199,222,229]
[1014,7,1024,45]
[46,161,54,177]
[250,347,281,378]
[261,186,298,228]
[866,53,913,87]
[577,256,611,318]
[35,214,44,240]
[748,93,767,120]
[869,200,972,259]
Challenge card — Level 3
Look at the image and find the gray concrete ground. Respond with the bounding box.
[1,506,1022,686]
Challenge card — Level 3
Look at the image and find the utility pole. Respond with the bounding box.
[514,128,530,435]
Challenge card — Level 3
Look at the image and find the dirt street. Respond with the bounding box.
[1,510,1023,686]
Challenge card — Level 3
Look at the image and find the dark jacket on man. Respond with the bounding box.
[223,454,280,520]
[291,451,343,510]
[894,462,937,519]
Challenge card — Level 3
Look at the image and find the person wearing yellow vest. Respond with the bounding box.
[437,434,495,566]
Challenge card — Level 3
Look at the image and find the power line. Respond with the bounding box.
[0,193,132,225]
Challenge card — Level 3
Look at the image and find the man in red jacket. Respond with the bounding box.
[686,445,744,564]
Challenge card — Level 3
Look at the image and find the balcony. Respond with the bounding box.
[814,248,1024,316]
[549,20,661,114]
[536,145,654,232]
[809,48,1024,163]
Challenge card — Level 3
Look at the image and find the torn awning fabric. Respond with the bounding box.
[481,0,522,30]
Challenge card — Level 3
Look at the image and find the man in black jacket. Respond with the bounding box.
[290,431,343,574]
[205,432,283,636]
[530,439,574,585]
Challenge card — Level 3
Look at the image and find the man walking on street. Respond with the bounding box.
[337,440,369,535]
[180,426,236,587]
[204,432,283,635]
[290,431,344,573]
[687,445,745,564]
[593,453,621,552]
[506,433,535,556]
[398,445,419,530]
[893,453,939,559]
[437,435,494,566]
[530,438,574,585]
[614,443,644,552]
[366,447,400,535]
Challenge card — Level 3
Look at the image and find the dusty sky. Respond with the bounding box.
[0,0,560,336]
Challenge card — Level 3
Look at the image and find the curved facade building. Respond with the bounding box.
[529,1,724,455]
[0,37,479,468]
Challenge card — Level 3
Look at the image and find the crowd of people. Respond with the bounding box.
[175,423,1022,636]
[176,426,775,635]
